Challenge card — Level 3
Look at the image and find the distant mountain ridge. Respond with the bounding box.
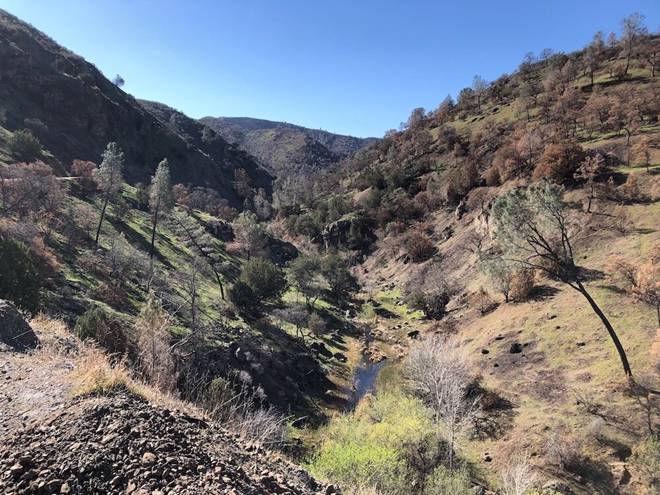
[0,9,270,206]
[200,116,377,177]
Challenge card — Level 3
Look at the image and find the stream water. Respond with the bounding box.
[344,357,387,411]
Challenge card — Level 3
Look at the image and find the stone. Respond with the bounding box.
[509,342,523,354]
[0,300,39,351]
[141,452,156,465]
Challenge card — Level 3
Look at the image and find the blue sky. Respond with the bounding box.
[1,1,658,138]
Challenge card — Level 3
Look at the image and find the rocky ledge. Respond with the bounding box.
[0,391,331,495]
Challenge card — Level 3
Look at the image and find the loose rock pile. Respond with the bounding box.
[0,392,328,495]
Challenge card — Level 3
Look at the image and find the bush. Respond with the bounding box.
[631,434,660,489]
[405,230,435,262]
[407,289,450,320]
[308,390,435,493]
[8,129,42,161]
[510,269,535,302]
[74,307,128,355]
[532,142,585,183]
[229,280,256,311]
[425,465,472,495]
[0,237,42,313]
[239,257,287,303]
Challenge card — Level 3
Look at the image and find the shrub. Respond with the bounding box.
[407,289,450,319]
[631,434,660,489]
[510,269,535,302]
[470,287,497,314]
[229,280,256,311]
[203,377,288,448]
[0,237,42,313]
[74,307,128,355]
[425,465,472,495]
[8,129,42,161]
[239,257,287,303]
[532,141,585,183]
[308,390,435,493]
[405,230,435,262]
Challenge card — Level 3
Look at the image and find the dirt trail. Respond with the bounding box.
[0,344,74,440]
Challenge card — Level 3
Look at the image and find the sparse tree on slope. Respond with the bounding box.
[621,13,647,77]
[94,142,125,246]
[491,181,633,379]
[148,159,174,261]
[472,75,488,113]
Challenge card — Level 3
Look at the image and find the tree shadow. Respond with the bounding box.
[528,284,561,301]
[578,266,606,282]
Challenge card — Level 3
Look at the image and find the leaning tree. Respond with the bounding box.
[490,181,633,379]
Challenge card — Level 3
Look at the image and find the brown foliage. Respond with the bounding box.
[405,229,435,262]
[510,269,535,302]
[532,141,585,183]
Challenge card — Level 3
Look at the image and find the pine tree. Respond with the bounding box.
[94,142,124,246]
[148,159,174,261]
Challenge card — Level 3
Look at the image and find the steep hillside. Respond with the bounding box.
[200,116,376,177]
[281,31,660,494]
[0,9,269,206]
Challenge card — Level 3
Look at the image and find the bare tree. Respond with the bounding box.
[500,451,538,495]
[404,336,478,471]
[472,75,488,113]
[621,13,647,77]
[135,292,176,392]
[273,304,309,343]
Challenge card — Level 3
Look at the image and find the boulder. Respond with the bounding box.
[0,300,39,351]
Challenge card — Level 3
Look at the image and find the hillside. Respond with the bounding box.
[0,9,269,206]
[276,30,660,495]
[200,116,376,177]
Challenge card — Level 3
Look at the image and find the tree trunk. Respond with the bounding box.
[149,201,160,260]
[575,280,633,377]
[94,194,110,246]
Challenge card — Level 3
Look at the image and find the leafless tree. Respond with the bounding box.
[404,336,478,471]
[500,451,538,495]
[135,292,176,392]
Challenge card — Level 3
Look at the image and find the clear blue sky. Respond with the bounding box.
[1,1,658,138]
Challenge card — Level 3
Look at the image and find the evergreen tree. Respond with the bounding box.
[94,142,124,246]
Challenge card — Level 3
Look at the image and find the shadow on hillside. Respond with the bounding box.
[107,215,175,269]
[578,267,606,282]
[528,285,561,301]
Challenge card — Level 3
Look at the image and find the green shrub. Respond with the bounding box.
[74,307,128,355]
[425,465,472,495]
[8,129,42,161]
[407,289,450,320]
[239,257,287,303]
[229,280,256,311]
[308,390,436,493]
[0,237,42,313]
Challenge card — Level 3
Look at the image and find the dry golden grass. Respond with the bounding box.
[28,315,202,417]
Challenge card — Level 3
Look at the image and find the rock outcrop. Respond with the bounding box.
[0,300,38,352]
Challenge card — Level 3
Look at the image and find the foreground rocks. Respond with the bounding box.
[0,300,38,352]
[0,391,326,495]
